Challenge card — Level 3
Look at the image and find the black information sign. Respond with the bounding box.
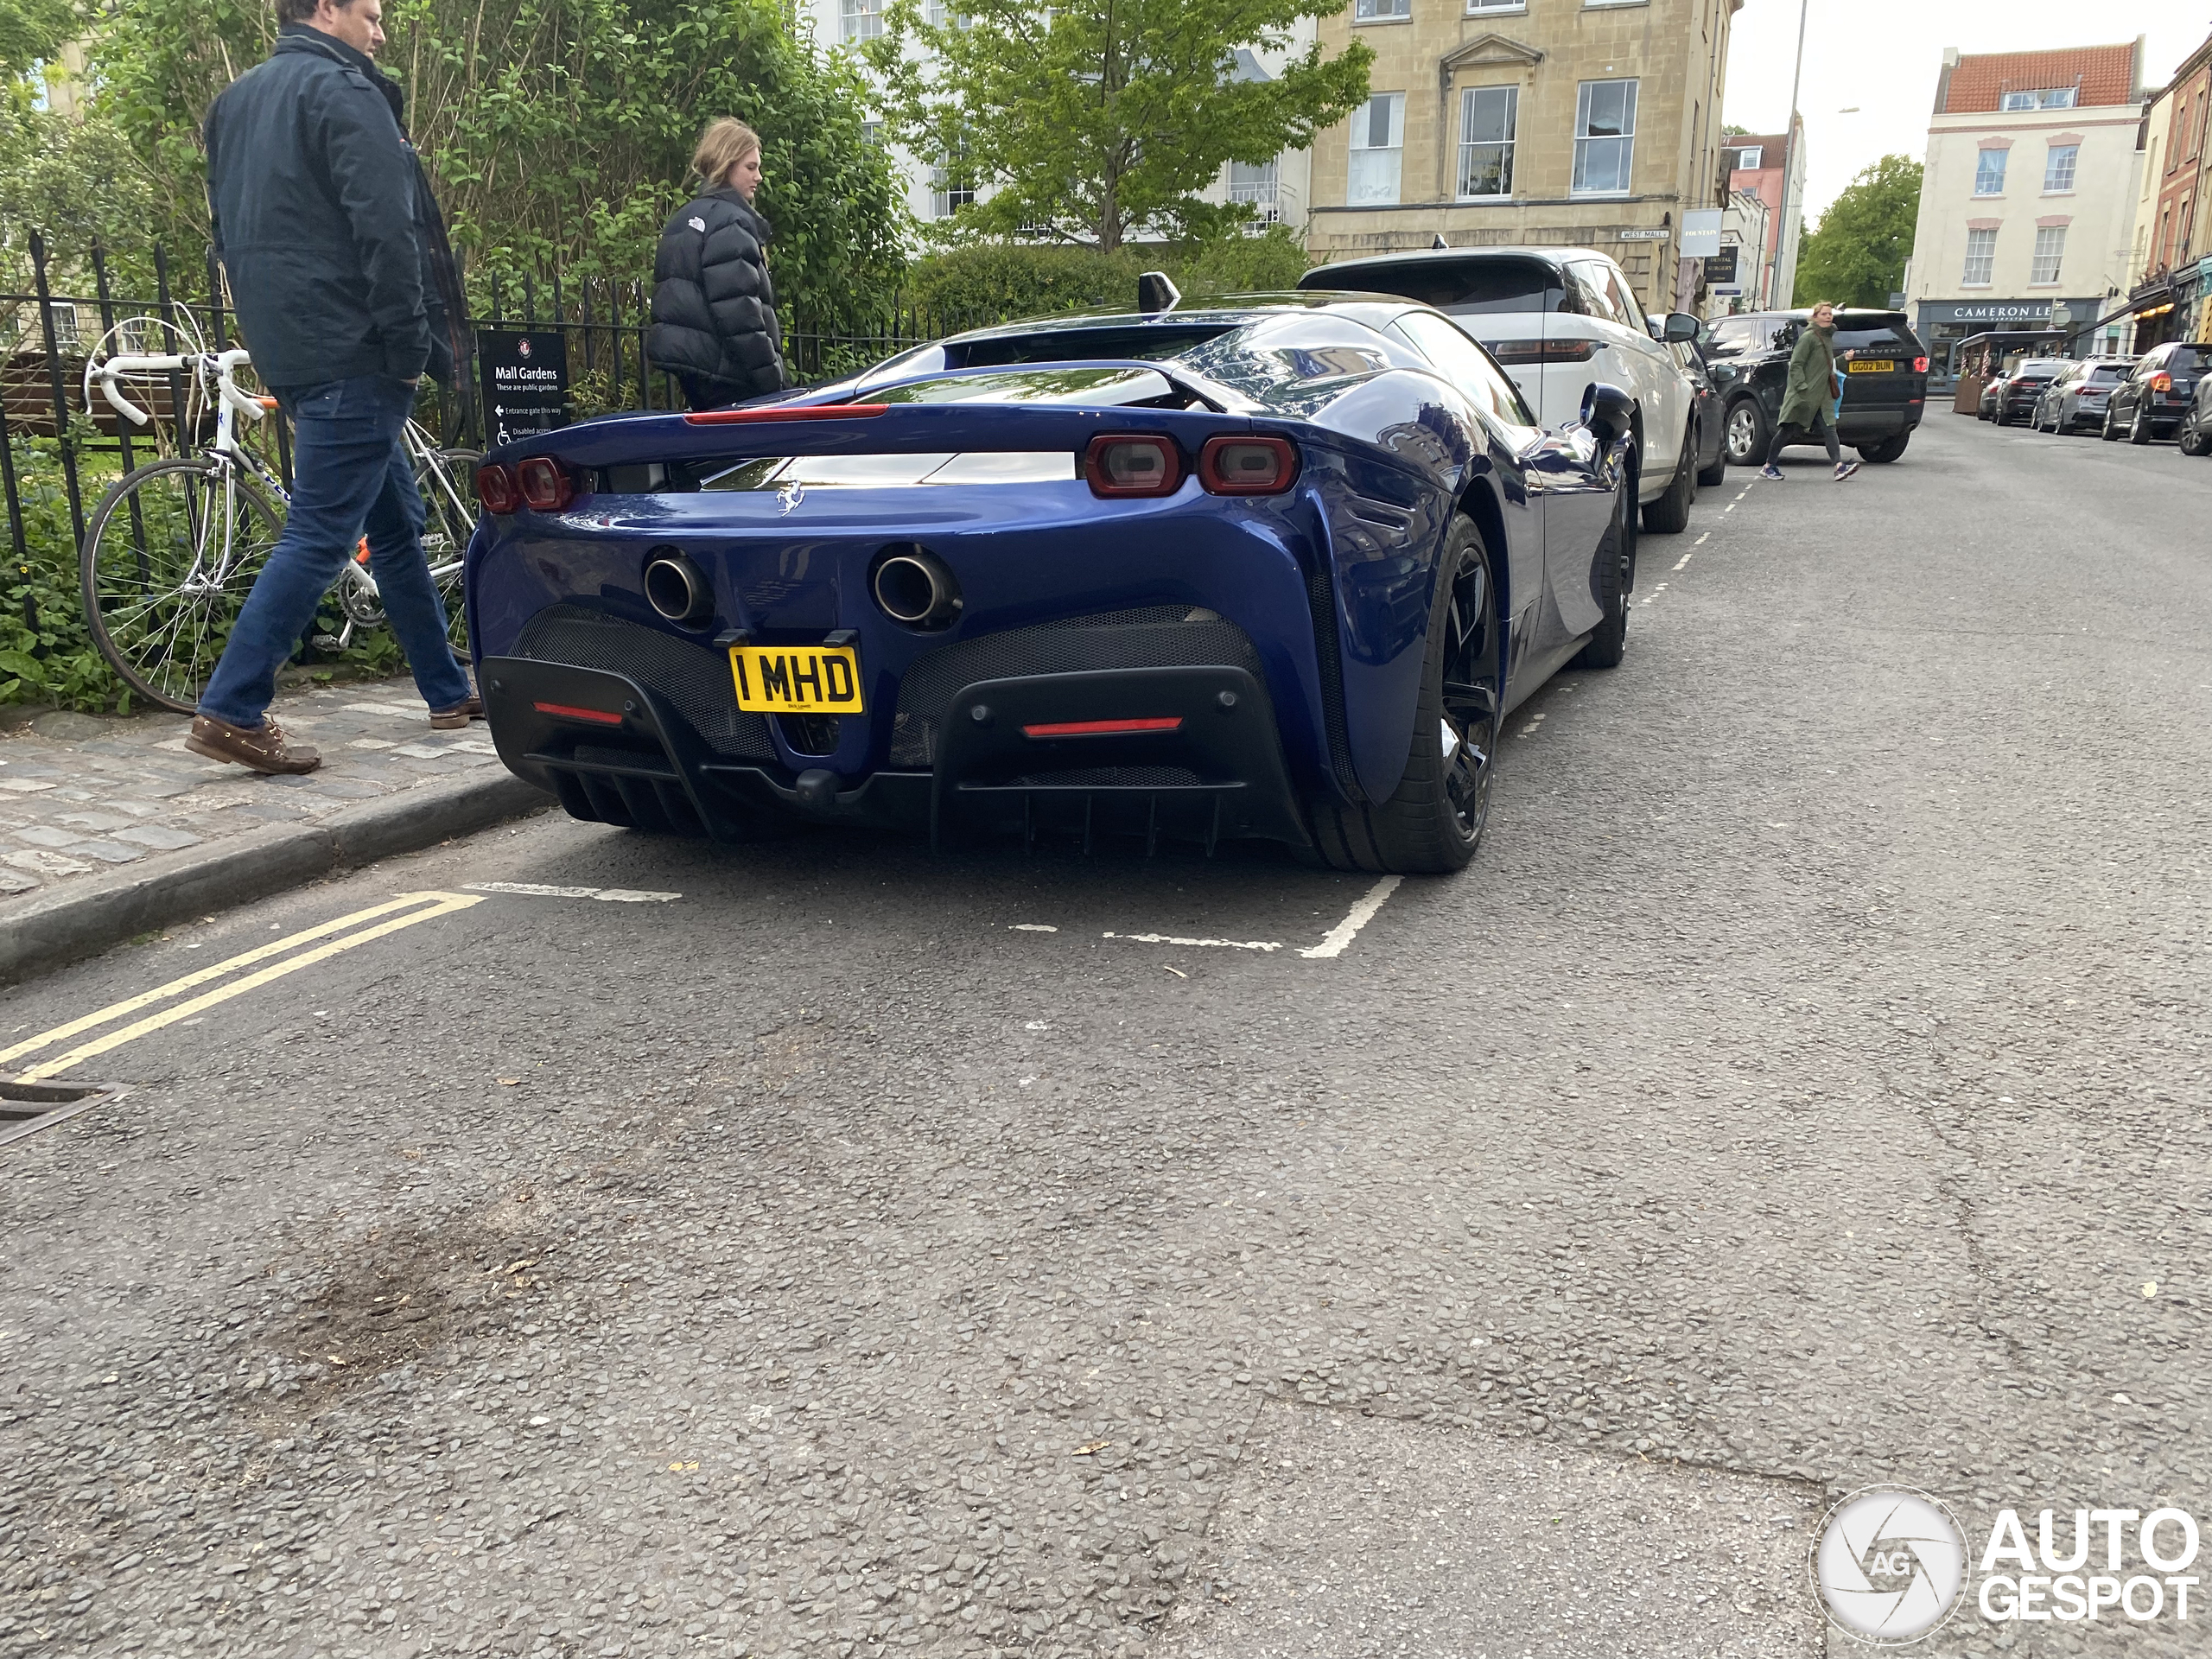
[475,329,571,444]
[1703,245,1739,284]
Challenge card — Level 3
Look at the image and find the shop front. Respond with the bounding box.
[1914,297,2106,392]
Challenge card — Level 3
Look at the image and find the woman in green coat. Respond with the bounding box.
[1759,302,1861,480]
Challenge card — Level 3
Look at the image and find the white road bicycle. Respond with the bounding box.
[79,326,478,715]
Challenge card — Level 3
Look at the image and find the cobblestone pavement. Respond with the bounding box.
[0,682,502,898]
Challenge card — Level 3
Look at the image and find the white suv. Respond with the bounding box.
[1300,247,1703,532]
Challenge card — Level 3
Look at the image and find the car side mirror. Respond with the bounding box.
[1580,382,1635,449]
[1663,311,1699,344]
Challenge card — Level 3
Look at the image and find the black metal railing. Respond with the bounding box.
[3,231,980,568]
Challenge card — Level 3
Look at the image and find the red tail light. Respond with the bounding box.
[1199,435,1299,495]
[1021,717,1183,739]
[1913,356,1929,373]
[2152,372,2172,393]
[1084,434,1182,499]
[683,403,889,425]
[1483,339,1599,364]
[475,461,520,515]
[516,456,575,512]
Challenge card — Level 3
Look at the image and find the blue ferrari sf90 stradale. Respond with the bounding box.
[467,283,1642,874]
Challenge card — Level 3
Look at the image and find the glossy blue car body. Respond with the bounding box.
[467,295,1634,864]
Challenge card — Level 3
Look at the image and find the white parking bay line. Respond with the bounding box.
[1300,875,1402,960]
[1103,931,1282,951]
[464,882,682,903]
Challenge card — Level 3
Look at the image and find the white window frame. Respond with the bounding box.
[1465,0,1526,12]
[2044,144,2078,193]
[1573,79,1637,197]
[1961,227,1997,286]
[2001,86,2077,111]
[2030,226,2066,285]
[1458,85,1517,200]
[841,0,884,42]
[1352,0,1411,19]
[1348,92,1406,206]
[1734,145,1762,170]
[1974,149,2007,197]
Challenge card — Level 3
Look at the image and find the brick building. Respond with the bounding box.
[1303,0,1743,316]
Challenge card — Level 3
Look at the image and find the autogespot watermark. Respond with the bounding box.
[1809,1487,2203,1645]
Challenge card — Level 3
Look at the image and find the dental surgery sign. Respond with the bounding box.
[476,330,571,444]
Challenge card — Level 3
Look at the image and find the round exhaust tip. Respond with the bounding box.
[643,553,713,624]
[872,547,962,629]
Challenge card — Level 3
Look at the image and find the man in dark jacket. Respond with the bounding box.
[648,118,788,410]
[188,0,475,774]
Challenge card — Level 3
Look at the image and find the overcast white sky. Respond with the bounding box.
[1722,0,2207,224]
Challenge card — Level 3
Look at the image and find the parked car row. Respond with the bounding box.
[1981,341,2212,454]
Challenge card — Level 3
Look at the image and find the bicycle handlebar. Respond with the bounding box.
[85,347,267,429]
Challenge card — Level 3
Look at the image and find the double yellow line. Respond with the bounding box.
[1,891,482,1084]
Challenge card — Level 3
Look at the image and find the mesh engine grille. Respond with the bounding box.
[1005,766,1203,788]
[890,607,1265,767]
[514,604,775,760]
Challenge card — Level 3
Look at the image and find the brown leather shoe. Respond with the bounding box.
[429,694,484,730]
[186,713,323,775]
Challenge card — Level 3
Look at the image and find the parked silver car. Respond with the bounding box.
[2031,358,2136,434]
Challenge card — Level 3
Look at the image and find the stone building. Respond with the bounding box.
[1302,0,1743,315]
[1718,121,1802,310]
[2119,27,2211,348]
[1902,40,2146,373]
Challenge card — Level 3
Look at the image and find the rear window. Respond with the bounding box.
[2014,361,2063,380]
[1304,256,1565,315]
[1701,317,1765,359]
[2086,366,2126,385]
[2172,346,2212,371]
[1832,313,1917,356]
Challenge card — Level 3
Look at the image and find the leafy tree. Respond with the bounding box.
[87,0,909,327]
[862,0,1370,251]
[0,0,77,79]
[1794,153,1921,308]
[1721,122,1750,137]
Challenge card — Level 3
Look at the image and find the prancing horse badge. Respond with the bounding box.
[778,479,805,514]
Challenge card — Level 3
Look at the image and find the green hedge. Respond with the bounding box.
[906,228,1314,327]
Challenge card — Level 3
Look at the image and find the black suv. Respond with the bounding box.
[2103,342,2212,443]
[1700,309,1929,465]
[1990,359,2066,426]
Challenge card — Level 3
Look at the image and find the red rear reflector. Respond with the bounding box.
[516,456,574,512]
[476,461,520,514]
[1199,435,1299,495]
[1913,356,1929,373]
[1020,716,1184,739]
[1084,434,1182,498]
[683,403,889,425]
[532,701,625,726]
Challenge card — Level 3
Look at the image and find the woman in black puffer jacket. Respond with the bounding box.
[648,118,788,410]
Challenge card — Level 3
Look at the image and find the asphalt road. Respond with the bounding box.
[4,411,2209,1659]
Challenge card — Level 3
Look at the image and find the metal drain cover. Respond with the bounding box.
[0,1077,128,1150]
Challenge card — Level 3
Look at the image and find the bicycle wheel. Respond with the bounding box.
[79,456,284,714]
[416,446,481,657]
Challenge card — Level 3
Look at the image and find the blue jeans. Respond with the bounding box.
[199,373,471,727]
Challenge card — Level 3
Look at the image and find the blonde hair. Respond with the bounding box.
[692,118,761,187]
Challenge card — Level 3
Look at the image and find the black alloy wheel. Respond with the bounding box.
[1572,483,1632,671]
[2101,404,2121,441]
[2130,404,2152,445]
[1307,515,1499,874]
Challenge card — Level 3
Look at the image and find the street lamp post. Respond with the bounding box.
[1778,0,1808,308]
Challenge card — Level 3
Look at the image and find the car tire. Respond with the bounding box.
[1643,429,1694,533]
[1724,398,1768,467]
[2101,406,2120,441]
[2130,405,2152,445]
[1572,481,1633,672]
[1857,434,1910,463]
[1696,439,1728,487]
[2179,410,2211,457]
[1306,515,1499,876]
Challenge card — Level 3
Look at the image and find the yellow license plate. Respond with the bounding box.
[728,643,864,713]
[1848,359,1894,373]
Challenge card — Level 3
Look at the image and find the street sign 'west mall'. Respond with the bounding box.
[477,330,572,444]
